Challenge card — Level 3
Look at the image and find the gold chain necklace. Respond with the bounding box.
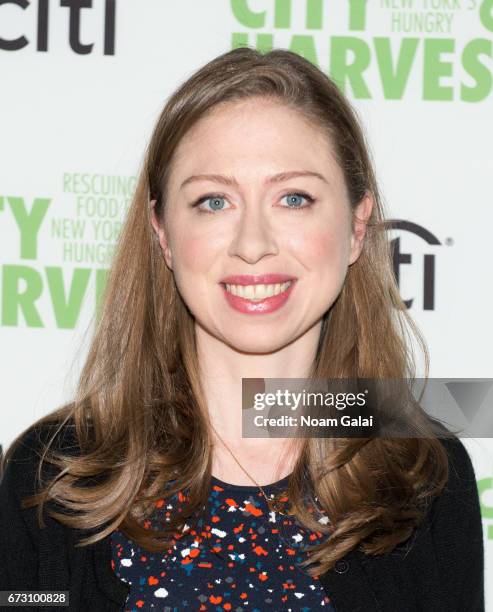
[211,425,294,516]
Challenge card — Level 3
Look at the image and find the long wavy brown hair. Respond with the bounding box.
[2,46,457,577]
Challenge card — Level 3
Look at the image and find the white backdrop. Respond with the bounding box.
[1,1,492,607]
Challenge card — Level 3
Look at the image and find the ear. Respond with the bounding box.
[150,199,173,270]
[349,193,373,266]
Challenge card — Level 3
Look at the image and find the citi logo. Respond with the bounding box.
[0,0,117,55]
[384,220,443,311]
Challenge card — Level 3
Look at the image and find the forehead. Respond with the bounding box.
[166,97,341,191]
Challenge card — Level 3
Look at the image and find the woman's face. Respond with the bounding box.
[151,97,372,353]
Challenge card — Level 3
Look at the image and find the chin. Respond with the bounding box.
[221,331,294,355]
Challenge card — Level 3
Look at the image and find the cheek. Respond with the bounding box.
[169,235,210,317]
[170,224,222,289]
[289,222,351,275]
[297,226,351,311]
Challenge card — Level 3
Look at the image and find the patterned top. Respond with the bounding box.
[110,473,335,611]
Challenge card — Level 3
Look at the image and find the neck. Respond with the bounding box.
[210,431,303,486]
[194,319,321,486]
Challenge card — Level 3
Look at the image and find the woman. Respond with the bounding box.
[0,47,484,611]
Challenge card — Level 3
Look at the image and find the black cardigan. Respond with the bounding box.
[0,424,485,612]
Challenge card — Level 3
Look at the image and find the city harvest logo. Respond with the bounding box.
[0,173,135,329]
[230,0,493,101]
[385,219,443,311]
[0,0,117,55]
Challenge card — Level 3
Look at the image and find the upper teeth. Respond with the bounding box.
[224,281,292,300]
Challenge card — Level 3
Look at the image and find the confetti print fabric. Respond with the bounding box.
[111,473,335,611]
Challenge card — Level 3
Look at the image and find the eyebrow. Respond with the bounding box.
[179,170,329,190]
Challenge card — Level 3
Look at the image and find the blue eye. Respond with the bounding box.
[191,191,315,214]
[281,192,315,210]
[192,194,228,213]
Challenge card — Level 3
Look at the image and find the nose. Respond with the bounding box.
[227,201,279,264]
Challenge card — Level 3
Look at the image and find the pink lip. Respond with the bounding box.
[220,277,297,315]
[220,273,296,285]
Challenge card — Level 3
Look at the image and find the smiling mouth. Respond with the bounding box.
[221,281,294,301]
